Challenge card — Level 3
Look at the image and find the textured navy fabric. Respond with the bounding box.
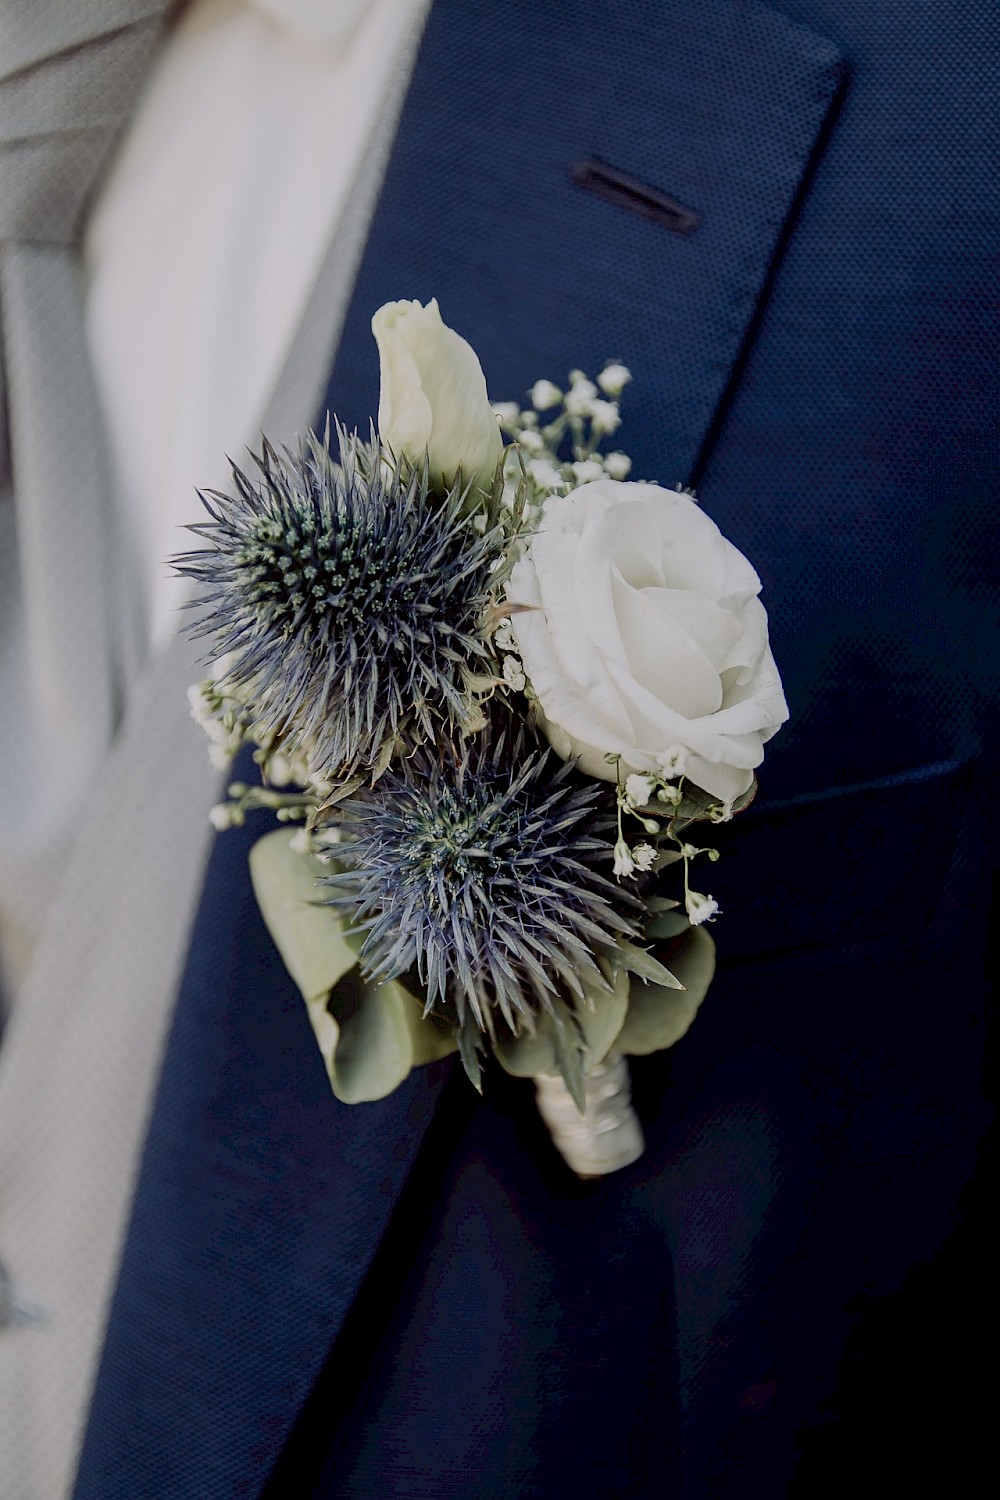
[72,750,451,1497]
[74,0,996,1496]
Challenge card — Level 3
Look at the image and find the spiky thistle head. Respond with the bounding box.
[174,425,514,783]
[321,716,642,1040]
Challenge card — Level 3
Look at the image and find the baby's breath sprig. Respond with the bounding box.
[207,781,317,833]
[601,745,736,928]
[493,361,633,511]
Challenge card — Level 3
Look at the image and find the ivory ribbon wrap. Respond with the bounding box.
[533,1052,644,1177]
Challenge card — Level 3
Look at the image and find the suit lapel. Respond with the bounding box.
[72,758,451,1500]
[73,2,844,1496]
[324,0,844,483]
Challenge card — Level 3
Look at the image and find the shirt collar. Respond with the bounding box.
[247,0,371,50]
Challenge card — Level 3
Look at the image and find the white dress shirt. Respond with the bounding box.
[85,0,426,652]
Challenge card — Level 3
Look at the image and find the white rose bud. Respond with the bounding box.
[372,298,503,495]
[508,479,789,804]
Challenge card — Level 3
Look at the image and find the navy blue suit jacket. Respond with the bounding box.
[74,2,997,1496]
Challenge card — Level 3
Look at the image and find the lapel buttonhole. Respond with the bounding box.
[570,157,701,233]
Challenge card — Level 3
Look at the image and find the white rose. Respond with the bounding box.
[372,298,503,494]
[508,480,789,804]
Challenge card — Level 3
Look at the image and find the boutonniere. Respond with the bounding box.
[176,298,788,1177]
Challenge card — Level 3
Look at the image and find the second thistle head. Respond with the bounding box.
[174,426,512,783]
[321,714,643,1048]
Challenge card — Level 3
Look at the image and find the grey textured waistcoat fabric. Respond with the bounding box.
[0,1,172,997]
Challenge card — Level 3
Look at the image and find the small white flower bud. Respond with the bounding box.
[492,402,520,426]
[624,773,656,807]
[656,784,682,806]
[289,829,312,855]
[209,803,234,831]
[589,400,622,435]
[613,838,636,879]
[658,744,689,777]
[571,459,605,483]
[267,753,294,787]
[528,458,566,491]
[603,451,632,479]
[208,743,234,772]
[565,379,598,417]
[502,655,526,691]
[709,801,734,824]
[517,428,545,451]
[597,363,632,397]
[685,890,720,925]
[632,843,656,872]
[494,619,517,651]
[530,379,562,410]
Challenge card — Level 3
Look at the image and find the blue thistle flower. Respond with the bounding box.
[174,426,510,782]
[322,721,642,1045]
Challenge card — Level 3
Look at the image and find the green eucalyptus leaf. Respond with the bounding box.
[492,1016,559,1079]
[616,938,685,990]
[577,960,632,1064]
[249,830,457,1104]
[644,910,691,941]
[458,1012,484,1093]
[312,971,456,1105]
[551,1001,586,1114]
[248,829,356,1000]
[616,925,716,1056]
[493,962,630,1080]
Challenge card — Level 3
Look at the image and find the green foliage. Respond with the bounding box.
[615,925,716,1056]
[249,831,456,1103]
[250,830,716,1108]
[493,959,630,1085]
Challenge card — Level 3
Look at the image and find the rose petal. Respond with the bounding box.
[509,478,787,799]
[609,569,724,719]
